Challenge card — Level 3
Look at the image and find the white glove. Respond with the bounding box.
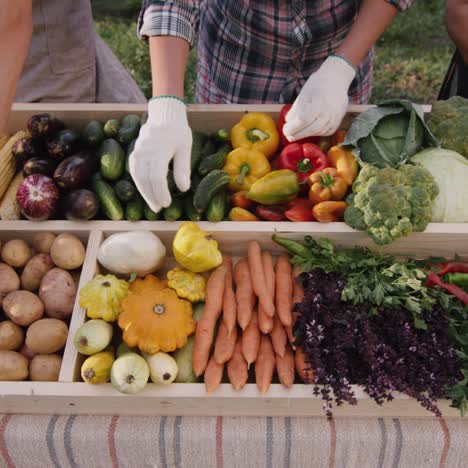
[283,55,356,140]
[129,97,192,213]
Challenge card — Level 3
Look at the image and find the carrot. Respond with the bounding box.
[234,259,255,330]
[276,345,295,388]
[275,255,293,327]
[247,241,275,317]
[258,252,275,334]
[227,338,249,391]
[222,256,237,337]
[192,265,226,377]
[204,355,224,394]
[241,307,261,368]
[255,334,275,395]
[214,321,238,364]
[270,313,287,358]
[295,346,314,383]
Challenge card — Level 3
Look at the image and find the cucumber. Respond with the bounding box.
[193,170,230,213]
[211,128,230,144]
[125,139,136,174]
[167,169,185,199]
[190,171,203,191]
[125,196,144,221]
[144,202,160,221]
[191,131,207,172]
[114,179,137,202]
[206,190,228,223]
[197,143,231,176]
[201,140,216,158]
[118,114,141,146]
[83,121,104,147]
[99,139,125,181]
[140,112,148,126]
[103,119,120,138]
[163,198,184,221]
[184,194,202,221]
[92,179,124,220]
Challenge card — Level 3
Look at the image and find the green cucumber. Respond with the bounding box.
[144,202,160,221]
[206,190,228,223]
[163,198,184,221]
[92,179,124,220]
[99,139,125,181]
[184,194,202,221]
[118,114,141,146]
[201,140,216,158]
[191,131,207,172]
[83,120,104,147]
[114,179,137,202]
[103,119,120,138]
[125,139,136,174]
[125,196,144,221]
[197,143,231,176]
[190,172,203,191]
[211,128,230,144]
[193,170,230,213]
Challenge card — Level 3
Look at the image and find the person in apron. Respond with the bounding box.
[129,0,413,213]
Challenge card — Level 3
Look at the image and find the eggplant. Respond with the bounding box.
[47,129,81,159]
[62,189,99,220]
[23,157,57,177]
[27,113,64,140]
[53,152,97,191]
[12,137,37,167]
[17,174,59,221]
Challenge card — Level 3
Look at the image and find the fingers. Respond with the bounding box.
[150,146,173,209]
[283,112,319,141]
[173,142,192,193]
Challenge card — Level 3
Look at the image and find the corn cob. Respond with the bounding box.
[0,134,9,152]
[0,131,28,199]
[0,171,23,220]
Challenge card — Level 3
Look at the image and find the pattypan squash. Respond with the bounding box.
[129,274,168,294]
[79,274,129,322]
[167,267,206,303]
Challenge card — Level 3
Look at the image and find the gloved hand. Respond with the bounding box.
[283,55,356,140]
[129,97,192,213]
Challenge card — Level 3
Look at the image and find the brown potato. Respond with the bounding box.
[30,354,62,381]
[1,239,32,268]
[0,263,20,307]
[50,234,85,270]
[25,318,68,354]
[3,290,44,326]
[32,232,56,254]
[0,321,24,350]
[21,254,54,292]
[39,268,77,319]
[0,350,29,381]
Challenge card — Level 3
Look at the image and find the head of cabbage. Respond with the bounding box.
[411,148,468,222]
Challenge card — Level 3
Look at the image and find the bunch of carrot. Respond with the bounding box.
[192,241,311,394]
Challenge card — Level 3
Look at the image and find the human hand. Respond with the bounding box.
[129,97,192,213]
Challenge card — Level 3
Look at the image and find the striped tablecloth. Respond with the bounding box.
[0,415,467,468]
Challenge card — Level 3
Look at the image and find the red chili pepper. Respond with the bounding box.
[437,262,468,277]
[278,104,320,147]
[427,272,468,305]
[255,205,287,221]
[284,198,314,222]
[277,143,329,185]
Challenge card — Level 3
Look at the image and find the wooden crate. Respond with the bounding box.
[0,104,464,418]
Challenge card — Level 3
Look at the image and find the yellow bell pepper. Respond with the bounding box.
[231,112,280,159]
[327,145,359,186]
[172,222,223,273]
[167,267,206,303]
[223,147,271,192]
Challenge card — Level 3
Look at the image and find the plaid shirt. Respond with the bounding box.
[139,1,412,104]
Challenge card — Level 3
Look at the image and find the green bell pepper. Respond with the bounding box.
[246,169,299,205]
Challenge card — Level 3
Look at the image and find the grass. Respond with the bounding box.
[93,0,453,104]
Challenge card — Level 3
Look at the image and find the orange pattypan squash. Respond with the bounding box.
[129,274,168,294]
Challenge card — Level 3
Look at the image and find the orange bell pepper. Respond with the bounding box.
[327,145,358,186]
[308,168,348,205]
[312,201,347,223]
[330,130,347,147]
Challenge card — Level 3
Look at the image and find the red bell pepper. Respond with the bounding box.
[437,262,468,277]
[278,104,320,147]
[277,142,329,184]
[284,198,314,222]
[255,205,287,221]
[426,272,468,305]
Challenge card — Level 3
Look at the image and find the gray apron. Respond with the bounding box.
[15,0,146,104]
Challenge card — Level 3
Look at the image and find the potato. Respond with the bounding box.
[32,232,56,254]
[0,321,24,350]
[0,350,29,381]
[1,239,32,268]
[20,343,35,361]
[21,254,54,292]
[30,354,62,381]
[50,234,85,270]
[39,268,77,319]
[0,263,20,307]
[25,318,68,354]
[3,290,44,326]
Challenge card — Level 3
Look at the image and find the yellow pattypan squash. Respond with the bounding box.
[118,286,195,355]
[172,222,222,273]
[129,274,167,294]
[167,267,206,303]
[79,274,129,322]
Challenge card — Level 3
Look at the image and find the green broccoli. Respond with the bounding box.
[344,164,439,245]
[427,96,468,158]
